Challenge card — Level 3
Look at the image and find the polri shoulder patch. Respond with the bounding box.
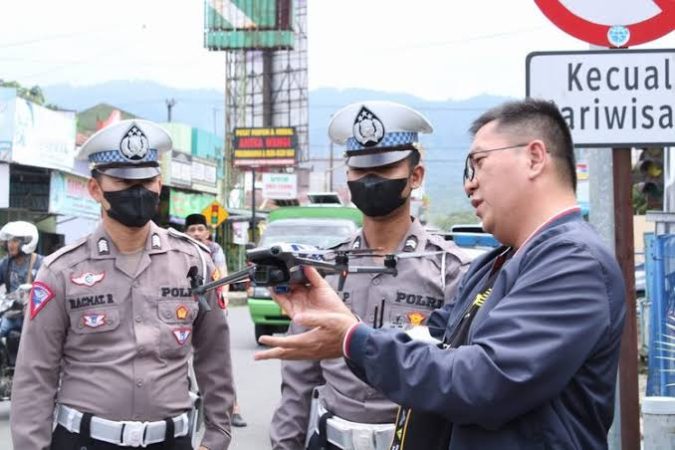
[30,281,56,320]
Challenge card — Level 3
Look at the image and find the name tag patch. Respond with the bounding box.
[395,291,444,309]
[161,287,192,298]
[68,294,114,310]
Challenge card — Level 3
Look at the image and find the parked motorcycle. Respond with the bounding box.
[0,283,31,400]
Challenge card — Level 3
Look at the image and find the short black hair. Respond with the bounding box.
[469,98,576,191]
[407,149,421,168]
[185,214,208,228]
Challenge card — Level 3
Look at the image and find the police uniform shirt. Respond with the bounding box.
[11,222,234,450]
[270,218,471,449]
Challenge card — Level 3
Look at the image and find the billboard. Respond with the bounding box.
[204,0,294,50]
[169,189,216,222]
[233,127,297,167]
[12,98,76,171]
[0,88,16,162]
[262,172,297,199]
[0,88,76,170]
[49,171,100,220]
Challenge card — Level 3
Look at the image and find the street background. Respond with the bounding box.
[0,301,282,450]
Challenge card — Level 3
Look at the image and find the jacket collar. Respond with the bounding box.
[89,221,170,260]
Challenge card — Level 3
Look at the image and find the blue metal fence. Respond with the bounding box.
[646,233,675,395]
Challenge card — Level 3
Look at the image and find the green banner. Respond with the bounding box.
[169,189,216,220]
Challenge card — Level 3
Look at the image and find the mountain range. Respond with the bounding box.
[43,81,510,219]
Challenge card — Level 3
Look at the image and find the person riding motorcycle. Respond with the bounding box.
[0,221,43,337]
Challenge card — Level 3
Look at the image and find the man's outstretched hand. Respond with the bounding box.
[254,266,359,361]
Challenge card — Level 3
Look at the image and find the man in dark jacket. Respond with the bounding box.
[256,98,626,450]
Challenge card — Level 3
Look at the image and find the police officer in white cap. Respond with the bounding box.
[270,101,470,450]
[11,120,234,450]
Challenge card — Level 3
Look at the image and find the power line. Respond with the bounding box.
[0,29,111,50]
[310,104,497,112]
[375,26,547,52]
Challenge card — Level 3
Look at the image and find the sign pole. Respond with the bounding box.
[612,148,640,450]
[251,166,257,243]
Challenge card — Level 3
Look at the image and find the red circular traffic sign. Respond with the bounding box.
[535,0,675,47]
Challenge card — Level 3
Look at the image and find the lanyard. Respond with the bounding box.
[443,246,512,348]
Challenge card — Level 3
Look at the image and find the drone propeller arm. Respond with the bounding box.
[292,257,344,272]
[190,267,252,296]
[347,266,398,276]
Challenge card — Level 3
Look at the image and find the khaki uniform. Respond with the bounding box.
[11,222,234,450]
[270,218,470,449]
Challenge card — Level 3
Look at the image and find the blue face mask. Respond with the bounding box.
[347,174,409,217]
[103,185,159,228]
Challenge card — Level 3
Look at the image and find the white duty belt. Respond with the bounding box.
[56,404,189,447]
[311,400,395,450]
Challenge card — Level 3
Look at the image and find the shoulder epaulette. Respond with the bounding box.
[426,233,472,265]
[326,237,352,251]
[167,227,210,253]
[43,237,88,268]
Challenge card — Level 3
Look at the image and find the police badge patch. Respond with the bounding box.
[30,281,56,320]
[407,311,426,327]
[82,312,107,328]
[176,305,189,320]
[71,272,105,287]
[172,328,192,345]
[97,238,110,255]
[151,233,161,249]
[352,106,385,147]
[119,124,149,161]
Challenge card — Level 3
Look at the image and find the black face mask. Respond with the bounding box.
[348,174,410,217]
[103,185,159,228]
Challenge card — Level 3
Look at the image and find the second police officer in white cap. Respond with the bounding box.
[11,120,234,450]
[270,101,470,450]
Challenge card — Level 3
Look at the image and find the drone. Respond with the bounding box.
[188,242,408,305]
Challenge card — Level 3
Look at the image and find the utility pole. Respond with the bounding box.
[329,141,334,191]
[165,98,176,122]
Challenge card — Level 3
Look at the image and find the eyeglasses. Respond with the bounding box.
[463,143,530,182]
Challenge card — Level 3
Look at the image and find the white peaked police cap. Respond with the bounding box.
[328,100,433,169]
[77,119,173,179]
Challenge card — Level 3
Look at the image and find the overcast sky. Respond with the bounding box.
[0,1,673,101]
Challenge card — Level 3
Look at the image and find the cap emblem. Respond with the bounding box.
[353,106,385,147]
[119,124,149,160]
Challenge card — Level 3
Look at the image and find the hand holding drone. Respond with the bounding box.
[188,243,401,304]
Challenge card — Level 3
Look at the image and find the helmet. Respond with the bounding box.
[0,221,39,254]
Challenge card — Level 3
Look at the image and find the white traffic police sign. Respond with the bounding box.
[526,48,675,147]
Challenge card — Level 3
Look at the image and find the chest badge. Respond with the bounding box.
[176,305,189,320]
[407,311,426,327]
[71,272,105,287]
[82,312,107,328]
[172,328,192,345]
